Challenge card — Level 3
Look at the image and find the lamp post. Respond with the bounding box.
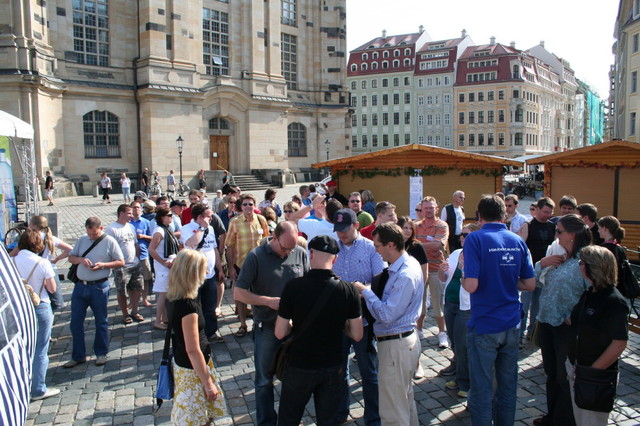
[324,139,330,161]
[176,135,184,185]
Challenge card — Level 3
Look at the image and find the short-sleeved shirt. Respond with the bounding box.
[69,233,123,281]
[333,235,384,284]
[100,177,111,189]
[45,176,53,190]
[130,216,151,260]
[298,218,337,243]
[14,250,55,304]
[106,222,139,268]
[121,178,130,189]
[279,269,361,369]
[415,218,449,271]
[225,213,269,268]
[568,286,629,369]
[181,221,218,279]
[167,297,210,369]
[405,240,428,266]
[39,232,63,262]
[235,242,309,326]
[463,222,535,334]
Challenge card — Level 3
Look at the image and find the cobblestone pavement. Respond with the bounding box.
[25,186,640,425]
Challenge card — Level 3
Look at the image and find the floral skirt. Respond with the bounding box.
[171,358,226,425]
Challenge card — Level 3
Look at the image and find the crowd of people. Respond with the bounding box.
[11,178,635,426]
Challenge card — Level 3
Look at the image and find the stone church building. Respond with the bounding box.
[0,0,349,191]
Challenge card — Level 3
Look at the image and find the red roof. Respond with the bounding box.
[352,31,425,51]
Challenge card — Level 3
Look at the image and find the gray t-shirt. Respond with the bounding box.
[106,222,139,268]
[235,242,309,326]
[70,233,124,281]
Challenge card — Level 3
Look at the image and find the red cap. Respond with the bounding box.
[327,181,337,187]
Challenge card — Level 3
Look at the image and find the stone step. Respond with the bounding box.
[231,174,279,193]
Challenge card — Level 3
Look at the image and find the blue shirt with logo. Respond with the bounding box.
[130,216,151,260]
[464,222,534,334]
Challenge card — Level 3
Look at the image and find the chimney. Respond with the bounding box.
[540,40,545,48]
[461,29,467,38]
[489,36,496,46]
[419,25,424,33]
[510,41,516,49]
[382,29,387,38]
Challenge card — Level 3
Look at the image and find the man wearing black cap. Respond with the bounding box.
[275,235,363,426]
[234,221,309,425]
[332,208,384,425]
[352,223,424,426]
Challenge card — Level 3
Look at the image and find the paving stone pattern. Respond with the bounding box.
[26,188,640,425]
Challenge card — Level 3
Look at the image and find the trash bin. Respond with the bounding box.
[93,184,99,197]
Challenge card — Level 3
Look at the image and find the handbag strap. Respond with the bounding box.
[80,233,107,258]
[287,276,338,344]
[162,314,173,361]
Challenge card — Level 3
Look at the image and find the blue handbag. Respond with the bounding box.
[155,322,174,410]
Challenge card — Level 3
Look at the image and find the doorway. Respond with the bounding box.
[209,135,229,171]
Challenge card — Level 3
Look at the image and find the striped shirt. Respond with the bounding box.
[415,218,449,271]
[225,213,269,268]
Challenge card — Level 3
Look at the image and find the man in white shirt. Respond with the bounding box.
[505,194,527,233]
[291,194,341,243]
[181,203,226,342]
[106,204,144,324]
[441,190,465,252]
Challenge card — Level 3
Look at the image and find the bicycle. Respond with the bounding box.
[149,181,162,197]
[176,182,190,197]
[3,222,28,250]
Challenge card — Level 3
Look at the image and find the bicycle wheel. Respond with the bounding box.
[178,184,190,197]
[4,226,26,250]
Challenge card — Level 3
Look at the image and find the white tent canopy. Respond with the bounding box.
[0,110,34,139]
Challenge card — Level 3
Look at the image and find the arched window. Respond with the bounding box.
[362,53,368,60]
[288,123,307,157]
[209,117,231,130]
[382,61,388,69]
[372,52,379,59]
[383,50,389,58]
[403,58,411,66]
[361,63,368,71]
[351,64,357,72]
[83,111,120,158]
[372,62,378,70]
[394,49,400,57]
[393,59,399,68]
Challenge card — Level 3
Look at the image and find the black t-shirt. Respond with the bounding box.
[167,298,211,369]
[526,218,555,263]
[568,286,629,369]
[601,242,627,288]
[45,176,53,190]
[405,240,428,265]
[278,269,361,369]
[591,224,605,245]
[141,172,149,186]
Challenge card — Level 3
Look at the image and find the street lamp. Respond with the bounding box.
[324,139,330,161]
[176,135,184,185]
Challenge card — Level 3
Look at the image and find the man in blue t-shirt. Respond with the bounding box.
[462,194,535,425]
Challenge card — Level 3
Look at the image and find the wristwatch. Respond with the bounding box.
[199,226,207,232]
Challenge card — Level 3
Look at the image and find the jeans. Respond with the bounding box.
[48,268,66,311]
[338,326,380,425]
[198,276,218,338]
[32,303,53,397]
[520,286,541,337]
[467,326,520,426]
[539,322,576,425]
[70,279,110,361]
[253,323,282,426]
[278,364,343,426]
[122,187,131,201]
[444,302,470,391]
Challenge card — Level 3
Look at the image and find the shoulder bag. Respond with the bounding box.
[13,257,45,307]
[572,292,619,413]
[67,234,106,283]
[270,279,337,381]
[155,317,174,410]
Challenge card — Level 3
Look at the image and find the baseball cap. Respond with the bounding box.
[134,191,147,200]
[333,208,357,232]
[327,180,337,187]
[170,200,186,207]
[308,235,340,255]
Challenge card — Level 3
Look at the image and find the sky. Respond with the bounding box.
[346,1,619,98]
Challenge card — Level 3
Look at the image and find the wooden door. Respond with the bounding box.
[209,135,229,171]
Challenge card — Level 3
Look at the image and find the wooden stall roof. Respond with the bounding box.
[525,140,640,167]
[313,144,522,170]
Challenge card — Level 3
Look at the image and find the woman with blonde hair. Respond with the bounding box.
[167,249,225,425]
[121,173,131,203]
[567,245,628,424]
[11,215,72,311]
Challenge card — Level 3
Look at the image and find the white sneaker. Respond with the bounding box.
[413,363,425,380]
[438,332,449,349]
[31,388,61,401]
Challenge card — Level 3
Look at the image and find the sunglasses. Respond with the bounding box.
[242,203,254,207]
[349,200,361,203]
[460,233,470,238]
[415,208,422,212]
[283,210,293,214]
[165,213,173,217]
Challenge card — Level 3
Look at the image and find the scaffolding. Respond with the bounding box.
[10,137,39,223]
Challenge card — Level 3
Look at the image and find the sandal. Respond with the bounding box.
[123,315,133,325]
[153,324,168,330]
[235,325,248,338]
[131,312,144,322]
